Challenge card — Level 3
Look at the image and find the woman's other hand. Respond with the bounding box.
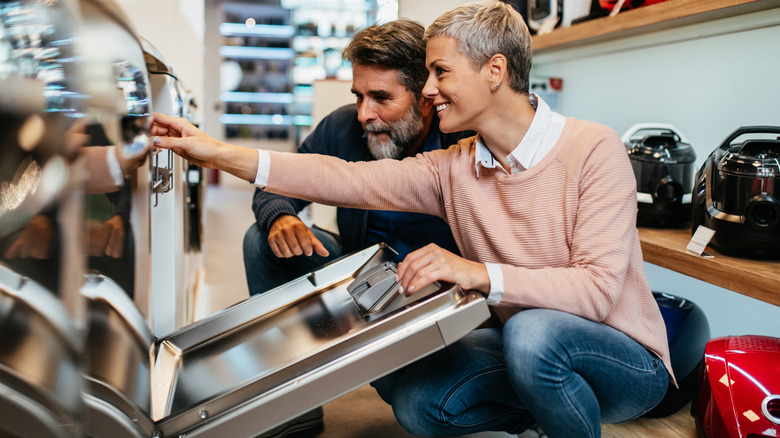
[396,243,490,297]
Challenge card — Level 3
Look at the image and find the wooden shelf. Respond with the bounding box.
[532,0,779,53]
[638,227,780,307]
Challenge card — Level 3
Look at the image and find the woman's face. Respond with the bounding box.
[423,36,488,133]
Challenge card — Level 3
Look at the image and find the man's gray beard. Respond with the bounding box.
[364,103,424,160]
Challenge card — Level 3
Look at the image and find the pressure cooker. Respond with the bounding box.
[691,126,780,258]
[622,123,696,228]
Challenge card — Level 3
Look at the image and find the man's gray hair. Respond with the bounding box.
[424,1,532,93]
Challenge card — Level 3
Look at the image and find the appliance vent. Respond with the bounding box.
[728,336,780,352]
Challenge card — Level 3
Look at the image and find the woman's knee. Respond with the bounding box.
[502,310,576,382]
[503,310,561,355]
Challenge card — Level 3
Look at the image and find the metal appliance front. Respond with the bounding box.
[152,244,489,437]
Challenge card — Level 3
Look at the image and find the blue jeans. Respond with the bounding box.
[372,309,669,438]
[242,223,343,296]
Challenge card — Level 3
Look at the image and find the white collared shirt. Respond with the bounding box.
[477,93,566,305]
[474,93,565,177]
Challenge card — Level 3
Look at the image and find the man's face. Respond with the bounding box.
[351,64,424,159]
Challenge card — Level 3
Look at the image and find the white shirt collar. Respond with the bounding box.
[475,93,565,177]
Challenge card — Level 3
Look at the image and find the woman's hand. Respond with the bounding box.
[395,244,490,297]
[151,113,260,182]
[151,113,222,169]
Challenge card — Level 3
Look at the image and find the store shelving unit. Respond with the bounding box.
[217,1,394,143]
[219,2,296,140]
[285,0,386,140]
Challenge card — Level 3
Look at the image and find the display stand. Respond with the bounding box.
[638,227,780,307]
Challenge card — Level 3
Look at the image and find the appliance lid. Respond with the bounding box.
[716,139,780,178]
[623,124,696,164]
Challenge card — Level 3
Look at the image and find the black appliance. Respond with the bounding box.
[622,124,697,227]
[691,126,780,258]
[644,292,710,418]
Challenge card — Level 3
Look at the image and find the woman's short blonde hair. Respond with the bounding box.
[424,1,532,93]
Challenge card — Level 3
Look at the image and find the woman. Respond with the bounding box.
[152,2,672,436]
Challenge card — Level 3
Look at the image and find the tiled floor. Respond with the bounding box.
[197,171,696,438]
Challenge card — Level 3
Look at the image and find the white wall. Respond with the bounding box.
[399,0,466,26]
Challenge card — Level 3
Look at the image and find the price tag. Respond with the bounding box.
[686,225,716,258]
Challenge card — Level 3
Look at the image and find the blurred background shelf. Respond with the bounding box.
[532,0,780,53]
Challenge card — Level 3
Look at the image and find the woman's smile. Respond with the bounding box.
[435,103,450,113]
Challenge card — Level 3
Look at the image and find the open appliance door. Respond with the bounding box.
[150,243,489,438]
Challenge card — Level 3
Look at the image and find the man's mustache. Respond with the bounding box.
[364,123,391,134]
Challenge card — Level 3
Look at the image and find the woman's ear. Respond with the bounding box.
[487,53,507,84]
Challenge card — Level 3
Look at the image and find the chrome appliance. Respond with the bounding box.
[0,0,88,435]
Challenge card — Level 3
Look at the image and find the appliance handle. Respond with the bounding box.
[621,123,689,145]
[717,125,780,150]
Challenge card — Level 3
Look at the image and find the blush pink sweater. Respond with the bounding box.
[266,117,674,382]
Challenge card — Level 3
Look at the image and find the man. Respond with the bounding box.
[243,19,473,296]
[243,19,473,438]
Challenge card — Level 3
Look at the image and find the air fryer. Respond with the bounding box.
[691,126,780,258]
[622,123,696,228]
[693,335,780,438]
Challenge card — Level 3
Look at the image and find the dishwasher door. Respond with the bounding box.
[152,244,490,438]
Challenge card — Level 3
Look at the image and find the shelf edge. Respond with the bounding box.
[532,0,779,54]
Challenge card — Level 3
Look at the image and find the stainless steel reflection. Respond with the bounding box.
[76,0,151,161]
[151,244,489,437]
[76,0,153,307]
[0,0,86,115]
[81,273,154,437]
[114,60,151,156]
[0,264,82,437]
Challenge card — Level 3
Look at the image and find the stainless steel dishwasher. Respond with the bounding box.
[83,243,489,438]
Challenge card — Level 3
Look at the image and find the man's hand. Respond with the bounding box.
[268,215,330,258]
[395,243,490,297]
